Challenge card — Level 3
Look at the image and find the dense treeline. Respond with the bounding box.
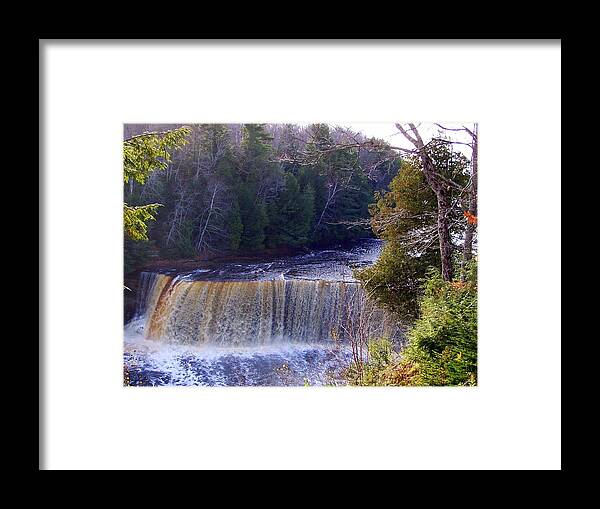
[124,123,399,273]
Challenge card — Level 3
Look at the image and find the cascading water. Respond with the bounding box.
[134,274,395,346]
[124,239,399,386]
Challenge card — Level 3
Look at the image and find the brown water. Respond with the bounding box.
[124,239,399,386]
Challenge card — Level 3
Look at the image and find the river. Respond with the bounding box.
[124,238,396,386]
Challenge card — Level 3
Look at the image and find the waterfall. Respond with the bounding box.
[135,271,158,317]
[134,272,397,346]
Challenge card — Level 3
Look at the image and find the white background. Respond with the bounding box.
[41,41,561,470]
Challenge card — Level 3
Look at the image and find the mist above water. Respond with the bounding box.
[124,325,353,386]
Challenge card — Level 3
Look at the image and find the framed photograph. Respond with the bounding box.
[122,121,478,388]
[41,39,561,470]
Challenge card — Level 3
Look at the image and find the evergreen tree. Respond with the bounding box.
[227,199,243,252]
[237,184,268,251]
[123,126,191,241]
[123,123,396,263]
[266,173,315,247]
[240,123,276,185]
[297,165,327,234]
[356,147,469,319]
[304,124,373,244]
[321,168,373,242]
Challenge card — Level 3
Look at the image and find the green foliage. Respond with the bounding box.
[124,123,401,259]
[401,267,477,386]
[347,266,477,386]
[240,124,277,184]
[345,337,406,386]
[266,173,315,247]
[347,138,476,387]
[361,337,395,384]
[123,127,191,185]
[356,242,430,320]
[354,138,474,327]
[368,146,468,245]
[123,203,161,241]
[169,220,198,259]
[297,165,327,231]
[242,124,273,160]
[123,127,191,242]
[302,125,374,243]
[317,170,374,243]
[355,157,446,320]
[368,335,394,367]
[369,158,437,241]
[227,199,244,252]
[124,237,156,274]
[237,184,268,251]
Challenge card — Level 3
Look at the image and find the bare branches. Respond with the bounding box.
[338,287,380,381]
[123,127,190,143]
[431,138,474,149]
[394,125,416,146]
[274,135,416,167]
[434,123,478,140]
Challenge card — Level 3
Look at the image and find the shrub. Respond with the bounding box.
[346,337,405,386]
[402,266,477,386]
[346,263,477,386]
[355,241,432,320]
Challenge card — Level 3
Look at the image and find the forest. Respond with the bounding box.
[124,123,400,272]
[124,122,478,386]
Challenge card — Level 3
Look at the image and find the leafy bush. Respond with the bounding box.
[355,241,433,320]
[402,266,477,386]
[347,263,477,386]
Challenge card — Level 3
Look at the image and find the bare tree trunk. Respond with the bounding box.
[196,185,220,252]
[463,124,478,263]
[463,222,474,262]
[166,197,185,247]
[313,180,339,234]
[437,192,454,281]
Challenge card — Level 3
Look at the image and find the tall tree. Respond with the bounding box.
[266,173,315,247]
[237,183,268,250]
[233,124,277,250]
[396,123,457,281]
[358,158,440,318]
[357,144,469,318]
[303,124,371,242]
